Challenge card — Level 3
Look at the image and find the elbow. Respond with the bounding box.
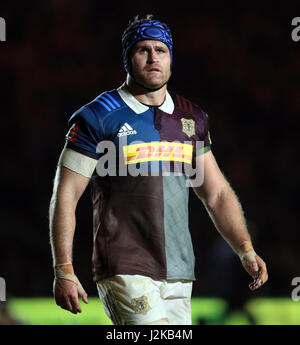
[204,185,231,212]
[205,193,220,213]
[194,185,225,211]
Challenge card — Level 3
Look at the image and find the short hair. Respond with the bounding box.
[127,14,154,25]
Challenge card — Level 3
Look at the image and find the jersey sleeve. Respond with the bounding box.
[58,105,103,178]
[195,110,212,156]
[65,105,103,159]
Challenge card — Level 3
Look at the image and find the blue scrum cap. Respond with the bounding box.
[121,16,173,75]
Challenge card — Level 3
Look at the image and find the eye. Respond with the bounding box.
[138,47,148,53]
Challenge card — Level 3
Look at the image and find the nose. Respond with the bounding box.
[147,49,159,63]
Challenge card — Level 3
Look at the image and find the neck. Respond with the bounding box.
[126,75,167,106]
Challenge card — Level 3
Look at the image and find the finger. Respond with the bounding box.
[255,258,268,284]
[58,296,75,313]
[249,277,260,290]
[81,292,89,304]
[249,280,258,291]
[257,269,268,286]
[249,269,268,290]
[67,281,82,313]
[261,270,268,284]
[249,280,256,290]
[249,276,262,290]
[70,294,82,313]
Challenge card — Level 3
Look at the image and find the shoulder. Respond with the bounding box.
[69,88,125,124]
[168,91,211,140]
[89,89,124,115]
[169,91,208,119]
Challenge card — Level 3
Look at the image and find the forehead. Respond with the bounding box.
[133,40,168,49]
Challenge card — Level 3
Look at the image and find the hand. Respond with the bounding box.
[53,263,88,314]
[238,242,268,291]
[241,253,268,291]
[53,278,88,314]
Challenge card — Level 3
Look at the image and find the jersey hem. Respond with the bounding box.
[66,141,99,159]
[93,269,196,283]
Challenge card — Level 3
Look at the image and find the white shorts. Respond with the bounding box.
[96,274,193,325]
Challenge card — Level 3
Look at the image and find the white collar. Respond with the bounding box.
[117,82,174,115]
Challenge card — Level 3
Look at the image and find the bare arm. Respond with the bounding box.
[49,165,90,313]
[49,166,90,264]
[193,151,251,253]
[192,151,268,290]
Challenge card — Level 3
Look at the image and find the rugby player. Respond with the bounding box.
[49,15,268,325]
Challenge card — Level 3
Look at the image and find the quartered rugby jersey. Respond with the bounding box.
[59,83,212,282]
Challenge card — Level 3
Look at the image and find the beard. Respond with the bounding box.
[131,67,171,92]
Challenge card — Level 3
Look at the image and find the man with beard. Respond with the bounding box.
[49,15,268,325]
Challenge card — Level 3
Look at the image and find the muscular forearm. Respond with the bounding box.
[202,186,251,255]
[49,194,77,265]
[49,167,79,266]
[49,166,90,267]
[193,151,268,290]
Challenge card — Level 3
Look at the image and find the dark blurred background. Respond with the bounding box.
[0,0,299,309]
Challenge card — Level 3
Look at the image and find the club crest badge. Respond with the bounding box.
[131,296,151,315]
[181,118,195,137]
[66,122,79,142]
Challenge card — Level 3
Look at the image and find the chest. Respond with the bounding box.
[100,107,203,169]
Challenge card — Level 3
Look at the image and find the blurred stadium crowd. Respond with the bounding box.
[0,0,299,313]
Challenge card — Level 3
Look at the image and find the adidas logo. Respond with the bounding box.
[117,123,137,137]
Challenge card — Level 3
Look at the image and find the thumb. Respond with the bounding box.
[77,279,88,304]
